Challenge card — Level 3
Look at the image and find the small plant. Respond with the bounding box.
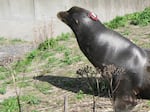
[38,32,70,51]
[0,95,40,112]
[48,57,58,64]
[0,37,6,41]
[72,55,82,62]
[0,97,19,112]
[18,81,30,88]
[0,86,6,94]
[35,82,52,94]
[131,7,150,26]
[56,32,70,41]
[76,90,85,100]
[13,50,39,72]
[76,65,125,96]
[14,59,30,72]
[55,45,67,52]
[0,37,25,45]
[40,52,54,60]
[147,101,150,106]
[0,67,10,80]
[121,29,130,36]
[105,16,127,29]
[26,50,39,61]
[21,95,41,105]
[61,49,82,65]
[31,110,39,112]
[105,7,150,29]
[62,49,73,65]
[11,39,25,44]
[38,38,58,50]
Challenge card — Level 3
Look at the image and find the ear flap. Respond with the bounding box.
[88,12,99,21]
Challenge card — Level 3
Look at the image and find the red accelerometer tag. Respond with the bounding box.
[88,12,98,21]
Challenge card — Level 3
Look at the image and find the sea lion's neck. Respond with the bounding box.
[74,21,106,42]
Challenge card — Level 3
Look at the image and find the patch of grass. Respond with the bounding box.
[0,85,6,95]
[105,7,150,29]
[40,52,54,60]
[139,42,150,48]
[21,95,41,105]
[48,57,58,64]
[10,32,78,73]
[14,60,30,72]
[18,81,30,88]
[34,82,52,94]
[0,97,19,112]
[56,32,70,41]
[0,37,6,41]
[0,67,9,80]
[76,90,85,100]
[13,50,39,72]
[105,16,127,29]
[3,80,13,85]
[147,101,150,106]
[55,45,67,52]
[130,7,150,26]
[61,49,82,65]
[62,49,73,65]
[131,38,150,48]
[121,29,130,36]
[0,37,25,45]
[26,50,39,61]
[31,110,39,112]
[0,95,40,112]
[0,66,6,72]
[11,38,24,43]
[38,38,58,50]
[38,33,70,51]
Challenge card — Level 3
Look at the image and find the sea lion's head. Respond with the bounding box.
[57,6,99,34]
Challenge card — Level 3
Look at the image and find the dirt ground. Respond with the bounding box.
[0,24,150,112]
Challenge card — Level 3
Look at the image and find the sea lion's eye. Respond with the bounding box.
[75,19,79,24]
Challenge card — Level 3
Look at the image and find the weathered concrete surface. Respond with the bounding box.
[0,44,35,65]
[0,0,150,41]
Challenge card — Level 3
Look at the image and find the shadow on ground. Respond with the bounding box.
[33,74,110,96]
[33,75,93,94]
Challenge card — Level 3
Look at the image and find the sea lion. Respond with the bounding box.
[57,6,150,112]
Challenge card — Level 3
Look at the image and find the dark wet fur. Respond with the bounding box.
[57,6,150,112]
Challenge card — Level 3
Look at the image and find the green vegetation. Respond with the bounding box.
[0,37,25,45]
[131,7,150,26]
[21,95,40,105]
[18,77,31,88]
[120,29,131,36]
[31,111,39,112]
[0,97,19,112]
[0,7,150,112]
[1,6,150,74]
[0,85,6,94]
[61,48,82,65]
[35,82,52,94]
[105,7,150,29]
[38,32,70,51]
[0,67,10,80]
[0,37,6,41]
[12,32,83,73]
[0,95,40,112]
[147,101,150,106]
[76,90,85,100]
[105,16,127,29]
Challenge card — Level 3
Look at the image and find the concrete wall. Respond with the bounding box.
[0,0,150,41]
